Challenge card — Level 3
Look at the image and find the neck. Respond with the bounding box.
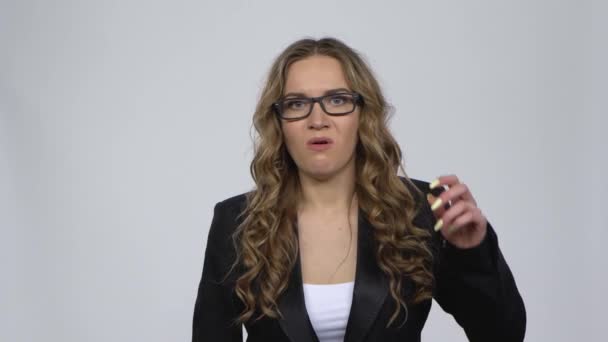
[297,162,357,215]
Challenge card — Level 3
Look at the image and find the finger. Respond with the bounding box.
[442,211,473,239]
[430,184,476,212]
[446,209,476,235]
[430,175,477,204]
[434,200,468,232]
[450,207,483,231]
[427,193,447,218]
[429,174,460,190]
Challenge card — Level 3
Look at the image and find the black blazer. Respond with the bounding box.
[192,177,526,341]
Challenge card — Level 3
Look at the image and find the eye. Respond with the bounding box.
[284,99,307,110]
[328,94,352,106]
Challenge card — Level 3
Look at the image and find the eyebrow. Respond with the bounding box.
[283,88,352,98]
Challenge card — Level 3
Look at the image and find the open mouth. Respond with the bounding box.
[307,138,333,151]
[308,137,333,145]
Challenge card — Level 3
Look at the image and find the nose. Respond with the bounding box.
[308,101,328,129]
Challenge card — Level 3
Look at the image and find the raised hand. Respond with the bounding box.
[426,174,488,249]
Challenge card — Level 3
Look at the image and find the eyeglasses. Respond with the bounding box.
[273,92,363,121]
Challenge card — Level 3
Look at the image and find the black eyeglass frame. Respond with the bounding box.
[272,91,364,121]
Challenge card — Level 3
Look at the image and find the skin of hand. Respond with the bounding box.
[426,174,488,249]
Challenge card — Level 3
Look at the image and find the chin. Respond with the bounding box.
[303,166,336,180]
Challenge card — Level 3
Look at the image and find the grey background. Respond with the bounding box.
[1,0,606,341]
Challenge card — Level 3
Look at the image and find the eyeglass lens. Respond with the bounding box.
[278,93,356,119]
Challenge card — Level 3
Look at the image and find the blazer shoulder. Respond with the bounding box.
[397,176,442,229]
[216,190,251,214]
[202,191,252,284]
[402,176,430,190]
[398,175,434,198]
[207,190,253,243]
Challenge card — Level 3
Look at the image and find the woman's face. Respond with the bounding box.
[280,55,360,180]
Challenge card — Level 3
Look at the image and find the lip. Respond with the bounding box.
[306,137,334,151]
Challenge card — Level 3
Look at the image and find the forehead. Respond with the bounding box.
[284,55,349,95]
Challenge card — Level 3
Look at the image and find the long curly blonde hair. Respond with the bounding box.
[227,37,434,328]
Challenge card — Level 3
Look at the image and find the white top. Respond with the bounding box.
[302,281,355,342]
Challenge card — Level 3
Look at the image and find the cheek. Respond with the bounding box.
[280,124,301,151]
[346,116,360,142]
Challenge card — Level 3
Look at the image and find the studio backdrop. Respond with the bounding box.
[1,0,606,341]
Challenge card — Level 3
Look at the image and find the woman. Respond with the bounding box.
[192,37,526,342]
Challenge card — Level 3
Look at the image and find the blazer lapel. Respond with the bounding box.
[277,207,391,342]
[277,239,320,342]
[343,207,389,342]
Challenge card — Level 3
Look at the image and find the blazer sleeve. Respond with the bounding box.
[192,201,243,342]
[431,216,527,342]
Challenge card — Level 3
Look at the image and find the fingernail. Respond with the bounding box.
[434,219,443,231]
[429,179,440,189]
[431,198,443,211]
